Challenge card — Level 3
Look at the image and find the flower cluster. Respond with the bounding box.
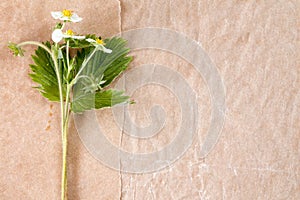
[51,9,111,53]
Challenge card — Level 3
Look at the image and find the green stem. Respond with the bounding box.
[51,44,68,200]
[17,41,52,55]
[61,40,72,200]
[66,41,70,76]
[64,41,71,119]
[61,108,70,200]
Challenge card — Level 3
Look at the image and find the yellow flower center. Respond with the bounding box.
[62,9,72,17]
[96,38,105,45]
[66,29,74,36]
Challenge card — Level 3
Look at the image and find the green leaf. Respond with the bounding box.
[29,42,66,101]
[71,89,130,113]
[74,47,92,73]
[77,37,131,84]
[102,54,132,87]
[71,36,132,113]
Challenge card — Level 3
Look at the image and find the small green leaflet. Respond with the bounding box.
[71,89,130,113]
[29,42,66,101]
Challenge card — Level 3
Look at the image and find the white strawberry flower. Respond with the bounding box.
[52,29,85,43]
[51,9,82,23]
[86,38,112,53]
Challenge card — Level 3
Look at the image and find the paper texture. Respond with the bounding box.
[0,0,299,199]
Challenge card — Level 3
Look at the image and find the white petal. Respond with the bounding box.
[100,45,112,53]
[51,11,63,19]
[99,80,106,85]
[62,34,85,40]
[86,38,96,43]
[52,29,63,43]
[71,35,85,40]
[62,34,71,39]
[60,16,71,21]
[103,48,112,53]
[70,13,83,22]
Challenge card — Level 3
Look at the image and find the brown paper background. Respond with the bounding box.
[0,0,299,199]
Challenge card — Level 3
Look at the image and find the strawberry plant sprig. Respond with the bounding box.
[8,9,133,200]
